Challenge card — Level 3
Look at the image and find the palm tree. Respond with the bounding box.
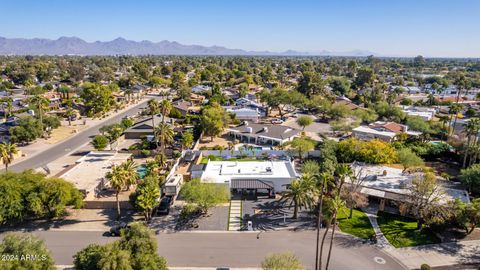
[334,164,353,194]
[159,99,172,124]
[147,99,160,128]
[0,97,13,122]
[65,108,76,126]
[121,159,139,190]
[0,142,18,171]
[155,153,167,170]
[154,123,174,155]
[281,174,316,219]
[28,95,49,137]
[325,196,346,270]
[315,172,334,270]
[463,118,480,168]
[449,103,463,136]
[105,165,127,220]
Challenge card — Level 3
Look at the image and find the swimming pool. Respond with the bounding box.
[137,164,148,179]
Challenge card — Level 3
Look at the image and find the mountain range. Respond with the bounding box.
[0,36,376,56]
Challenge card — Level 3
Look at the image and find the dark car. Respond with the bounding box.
[109,222,130,236]
[156,196,173,215]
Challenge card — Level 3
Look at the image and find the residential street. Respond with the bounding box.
[1,230,406,269]
[8,95,162,172]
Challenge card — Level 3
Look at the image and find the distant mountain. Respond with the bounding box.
[0,36,377,56]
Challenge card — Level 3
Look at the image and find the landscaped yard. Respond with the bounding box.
[199,156,260,164]
[337,207,375,240]
[377,211,440,248]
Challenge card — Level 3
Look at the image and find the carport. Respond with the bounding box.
[231,179,275,199]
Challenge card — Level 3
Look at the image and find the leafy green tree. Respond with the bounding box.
[98,242,133,270]
[297,71,326,97]
[130,176,160,221]
[180,131,194,150]
[296,116,313,131]
[91,135,109,151]
[80,83,116,117]
[74,244,106,270]
[329,76,351,96]
[0,142,18,171]
[328,103,351,120]
[261,252,304,270]
[354,68,375,89]
[302,160,320,175]
[102,123,124,150]
[201,103,230,141]
[0,233,55,270]
[454,198,480,234]
[180,179,230,213]
[396,148,425,172]
[288,136,315,161]
[460,164,480,194]
[406,116,432,134]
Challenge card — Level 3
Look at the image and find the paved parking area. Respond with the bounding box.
[242,197,314,231]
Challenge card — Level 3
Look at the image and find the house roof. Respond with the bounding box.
[369,121,405,133]
[228,122,300,140]
[231,179,274,189]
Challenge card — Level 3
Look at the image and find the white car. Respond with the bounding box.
[271,118,284,124]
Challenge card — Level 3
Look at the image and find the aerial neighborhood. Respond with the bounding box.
[0,53,479,269]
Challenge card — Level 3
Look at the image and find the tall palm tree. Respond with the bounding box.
[281,174,316,219]
[147,99,160,128]
[106,165,128,220]
[463,118,480,168]
[0,142,18,171]
[121,159,139,190]
[65,108,76,126]
[154,123,174,155]
[28,95,49,137]
[325,196,346,270]
[449,103,463,136]
[155,153,167,170]
[159,99,172,124]
[334,164,353,194]
[315,172,334,270]
[0,97,13,122]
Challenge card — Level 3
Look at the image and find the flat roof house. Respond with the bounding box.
[353,121,421,142]
[227,121,300,146]
[351,163,470,212]
[225,107,262,123]
[200,160,298,192]
[400,106,436,121]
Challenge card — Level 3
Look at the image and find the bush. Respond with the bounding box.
[261,252,304,270]
[0,234,56,270]
[140,149,151,157]
[180,179,230,213]
[0,171,83,224]
[420,264,431,270]
[91,135,109,151]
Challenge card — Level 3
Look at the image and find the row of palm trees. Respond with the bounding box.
[462,118,480,168]
[281,163,356,270]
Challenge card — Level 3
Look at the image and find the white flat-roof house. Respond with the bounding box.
[227,121,300,146]
[353,121,422,142]
[225,107,262,123]
[351,163,470,212]
[200,160,298,192]
[400,106,436,121]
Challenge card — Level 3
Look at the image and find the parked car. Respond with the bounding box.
[109,222,131,236]
[271,118,284,124]
[155,196,173,215]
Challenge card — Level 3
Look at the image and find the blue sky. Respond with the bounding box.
[1,0,479,57]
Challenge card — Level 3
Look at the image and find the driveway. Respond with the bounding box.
[282,114,331,141]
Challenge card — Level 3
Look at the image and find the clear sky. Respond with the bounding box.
[1,0,479,57]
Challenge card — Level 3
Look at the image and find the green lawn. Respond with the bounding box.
[200,156,259,164]
[337,207,375,240]
[377,211,440,248]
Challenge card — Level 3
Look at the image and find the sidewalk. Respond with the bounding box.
[363,206,480,269]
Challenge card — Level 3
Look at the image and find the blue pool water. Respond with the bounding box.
[137,165,148,179]
[238,146,264,151]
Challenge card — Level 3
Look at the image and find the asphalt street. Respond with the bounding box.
[8,96,160,172]
[2,230,406,270]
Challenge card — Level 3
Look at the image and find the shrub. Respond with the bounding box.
[261,252,304,270]
[140,149,151,157]
[420,264,431,270]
